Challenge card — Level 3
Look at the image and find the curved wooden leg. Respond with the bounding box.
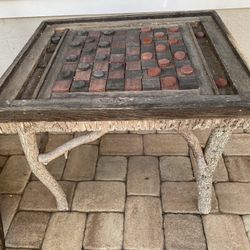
[178,127,232,214]
[17,128,69,211]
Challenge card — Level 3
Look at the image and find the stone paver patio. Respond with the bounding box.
[0,131,250,249]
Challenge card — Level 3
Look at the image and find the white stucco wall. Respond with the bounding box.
[0,0,249,18]
[0,8,249,77]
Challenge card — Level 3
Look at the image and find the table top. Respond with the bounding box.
[0,11,249,122]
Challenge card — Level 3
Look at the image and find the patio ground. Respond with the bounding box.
[0,130,249,249]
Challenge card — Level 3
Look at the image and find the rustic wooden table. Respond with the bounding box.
[0,11,249,215]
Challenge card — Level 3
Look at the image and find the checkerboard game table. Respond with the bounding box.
[0,11,249,214]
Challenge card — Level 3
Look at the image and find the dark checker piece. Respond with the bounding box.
[103,30,115,35]
[93,70,105,78]
[95,54,107,61]
[98,41,111,48]
[60,70,73,79]
[110,63,124,70]
[77,30,88,36]
[51,35,61,44]
[65,54,78,62]
[78,62,91,71]
[70,40,82,47]
[83,47,94,55]
[71,80,89,92]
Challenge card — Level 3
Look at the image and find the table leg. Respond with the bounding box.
[0,210,5,250]
[17,128,69,211]
[178,127,232,214]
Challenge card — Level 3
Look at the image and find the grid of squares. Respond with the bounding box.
[52,26,198,93]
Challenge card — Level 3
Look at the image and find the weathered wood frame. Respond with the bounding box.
[0,11,249,122]
[0,11,249,215]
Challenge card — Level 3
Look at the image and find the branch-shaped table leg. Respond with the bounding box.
[38,130,107,165]
[178,126,232,214]
[204,127,232,173]
[17,128,69,211]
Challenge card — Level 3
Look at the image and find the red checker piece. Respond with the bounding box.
[154,32,165,38]
[142,37,153,44]
[174,51,186,61]
[215,77,228,88]
[141,52,153,61]
[147,67,161,77]
[158,58,171,68]
[195,31,205,38]
[180,65,194,75]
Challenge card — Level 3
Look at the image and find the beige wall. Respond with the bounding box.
[0,16,77,77]
[0,9,249,77]
[1,0,249,18]
[216,9,250,69]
